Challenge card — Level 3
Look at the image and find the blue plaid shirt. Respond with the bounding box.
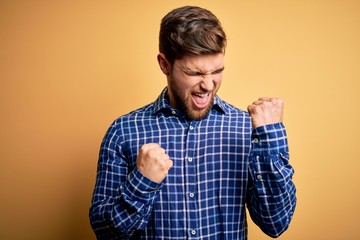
[90,88,296,239]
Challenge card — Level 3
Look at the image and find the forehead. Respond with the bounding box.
[175,53,224,71]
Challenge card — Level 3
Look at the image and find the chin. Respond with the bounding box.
[186,108,212,120]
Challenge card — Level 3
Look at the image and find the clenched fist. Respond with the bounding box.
[247,97,284,128]
[136,143,173,183]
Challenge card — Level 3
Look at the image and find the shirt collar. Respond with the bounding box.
[152,87,227,115]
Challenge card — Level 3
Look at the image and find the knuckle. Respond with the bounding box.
[147,148,155,155]
[273,98,283,104]
[263,101,271,106]
[145,148,160,159]
[139,144,147,152]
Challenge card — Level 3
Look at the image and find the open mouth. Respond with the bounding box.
[192,92,210,109]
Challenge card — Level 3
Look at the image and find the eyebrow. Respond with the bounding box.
[179,66,225,76]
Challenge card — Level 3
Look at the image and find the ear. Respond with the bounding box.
[157,53,170,76]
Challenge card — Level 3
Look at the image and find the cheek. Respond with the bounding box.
[205,77,222,93]
[171,76,197,94]
[215,79,222,89]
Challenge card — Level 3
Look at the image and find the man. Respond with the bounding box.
[89,5,296,240]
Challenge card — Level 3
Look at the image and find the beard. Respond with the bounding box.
[169,84,215,121]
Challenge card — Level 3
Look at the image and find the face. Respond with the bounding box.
[159,53,224,120]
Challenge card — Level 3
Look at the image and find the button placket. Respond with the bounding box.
[185,121,199,238]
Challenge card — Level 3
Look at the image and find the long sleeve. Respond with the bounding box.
[246,122,296,238]
[89,124,163,239]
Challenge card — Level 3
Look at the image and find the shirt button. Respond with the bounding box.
[253,138,259,143]
[189,192,195,198]
[189,126,194,130]
[171,110,176,115]
[257,174,262,180]
[188,157,193,162]
[191,229,196,235]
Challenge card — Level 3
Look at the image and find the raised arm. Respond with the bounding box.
[246,98,297,237]
[89,124,171,239]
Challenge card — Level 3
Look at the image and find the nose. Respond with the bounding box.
[200,74,214,91]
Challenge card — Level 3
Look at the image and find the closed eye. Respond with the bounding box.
[179,66,225,76]
[211,67,225,75]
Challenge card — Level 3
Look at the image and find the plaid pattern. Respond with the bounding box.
[90,88,296,239]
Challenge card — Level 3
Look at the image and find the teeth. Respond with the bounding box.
[194,93,208,98]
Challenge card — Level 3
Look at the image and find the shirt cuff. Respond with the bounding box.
[122,167,163,203]
[251,122,289,155]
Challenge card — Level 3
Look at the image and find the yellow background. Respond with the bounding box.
[1,0,359,239]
